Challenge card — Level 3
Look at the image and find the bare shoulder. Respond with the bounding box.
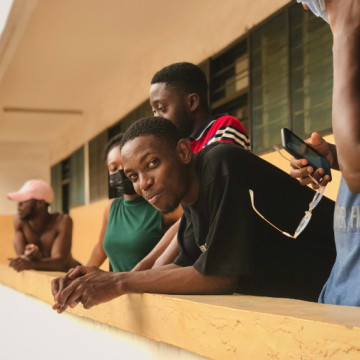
[51,212,73,230]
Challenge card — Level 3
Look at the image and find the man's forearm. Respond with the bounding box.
[54,264,237,312]
[120,265,237,295]
[31,257,69,271]
[152,236,179,268]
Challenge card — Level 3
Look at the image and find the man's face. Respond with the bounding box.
[121,135,191,213]
[150,83,193,137]
[18,199,37,220]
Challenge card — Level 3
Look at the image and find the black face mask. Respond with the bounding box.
[109,170,136,196]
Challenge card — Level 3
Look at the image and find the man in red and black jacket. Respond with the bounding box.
[149,62,250,152]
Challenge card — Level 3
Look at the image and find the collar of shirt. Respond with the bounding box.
[189,113,227,141]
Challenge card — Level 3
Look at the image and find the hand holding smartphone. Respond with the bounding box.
[281,128,332,181]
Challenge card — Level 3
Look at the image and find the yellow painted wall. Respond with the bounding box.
[0,215,16,262]
[70,198,109,270]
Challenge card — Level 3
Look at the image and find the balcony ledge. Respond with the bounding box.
[1,263,360,359]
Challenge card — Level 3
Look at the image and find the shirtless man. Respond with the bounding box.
[8,179,79,272]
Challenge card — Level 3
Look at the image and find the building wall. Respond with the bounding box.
[0,0,339,262]
[70,198,109,269]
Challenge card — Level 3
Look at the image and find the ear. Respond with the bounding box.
[186,93,200,113]
[36,200,47,209]
[176,139,193,165]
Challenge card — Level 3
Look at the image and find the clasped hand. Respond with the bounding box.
[51,266,122,313]
[8,244,41,271]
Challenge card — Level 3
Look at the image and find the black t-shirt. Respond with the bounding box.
[174,142,336,301]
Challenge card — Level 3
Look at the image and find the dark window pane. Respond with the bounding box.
[89,130,108,203]
[289,4,333,138]
[250,11,289,153]
[69,147,85,209]
[210,40,248,107]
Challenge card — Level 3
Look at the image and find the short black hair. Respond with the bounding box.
[151,62,209,109]
[120,117,181,149]
[104,133,123,161]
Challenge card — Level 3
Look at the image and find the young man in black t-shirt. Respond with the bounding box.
[52,117,335,312]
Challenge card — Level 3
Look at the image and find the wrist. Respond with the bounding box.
[114,272,130,295]
[333,30,360,49]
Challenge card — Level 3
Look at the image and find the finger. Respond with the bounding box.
[51,278,60,298]
[290,157,309,169]
[70,299,80,308]
[52,302,60,311]
[312,168,325,181]
[57,278,82,310]
[9,258,21,269]
[55,274,72,300]
[80,293,94,310]
[318,174,331,187]
[58,290,82,313]
[82,298,93,310]
[290,159,310,171]
[68,266,89,279]
[298,175,315,187]
[290,167,313,181]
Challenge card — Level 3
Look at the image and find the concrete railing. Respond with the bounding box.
[1,263,360,359]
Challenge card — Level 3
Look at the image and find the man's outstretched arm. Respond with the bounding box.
[328,1,360,192]
[53,264,237,312]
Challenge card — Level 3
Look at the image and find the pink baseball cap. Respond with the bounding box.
[7,179,54,204]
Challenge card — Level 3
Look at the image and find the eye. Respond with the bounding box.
[158,106,166,113]
[128,173,138,183]
[147,159,159,169]
[108,167,117,174]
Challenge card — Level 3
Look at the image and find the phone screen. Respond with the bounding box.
[281,128,331,179]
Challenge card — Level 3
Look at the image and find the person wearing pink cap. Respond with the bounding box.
[7,179,80,272]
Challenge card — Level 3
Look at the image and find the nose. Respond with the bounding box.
[139,173,154,191]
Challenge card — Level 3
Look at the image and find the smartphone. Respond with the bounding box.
[281,128,331,180]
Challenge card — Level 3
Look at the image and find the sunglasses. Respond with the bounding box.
[249,146,325,239]
[249,186,325,239]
